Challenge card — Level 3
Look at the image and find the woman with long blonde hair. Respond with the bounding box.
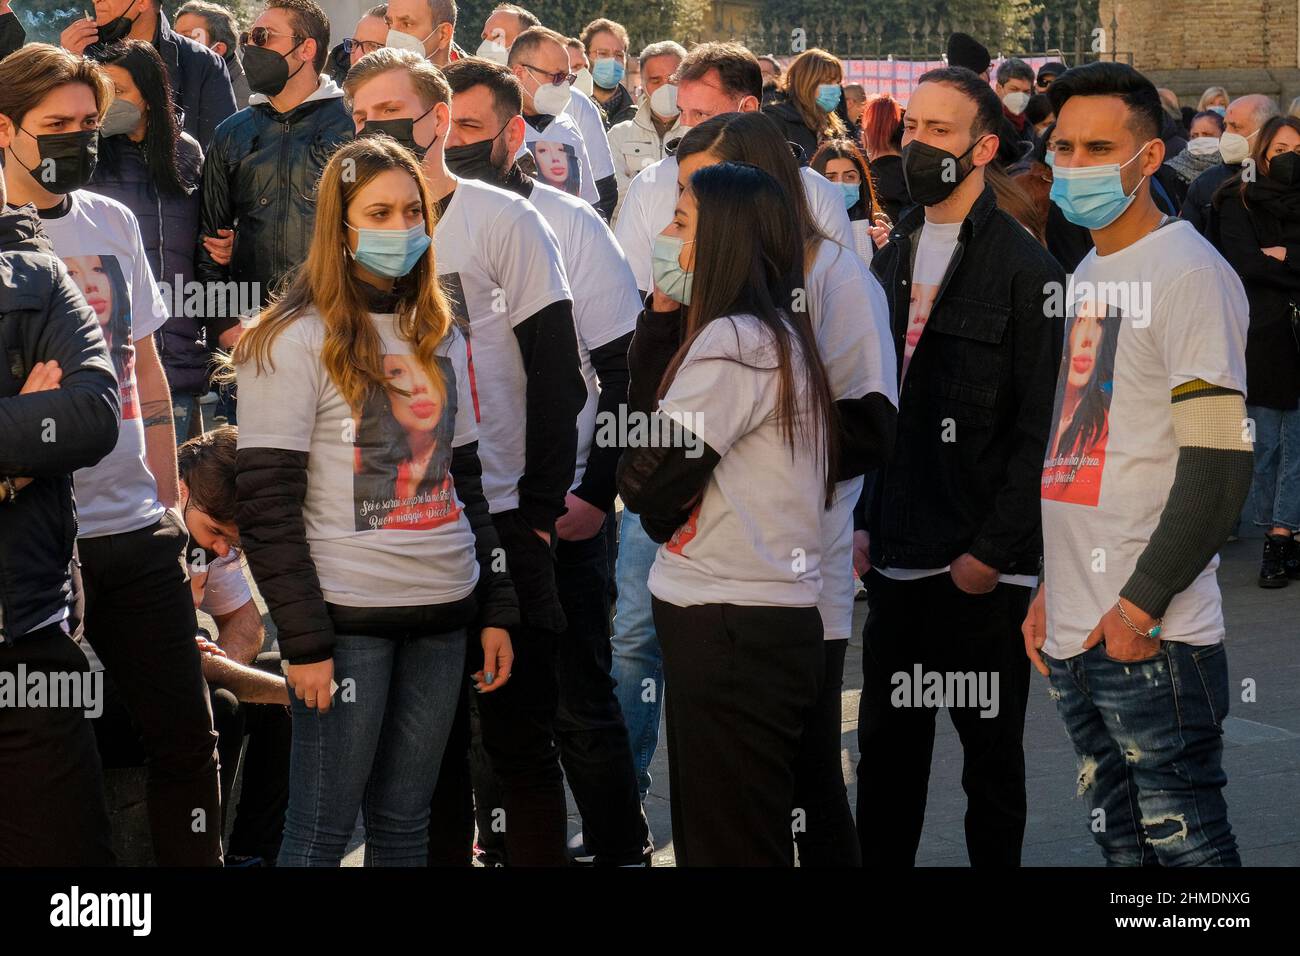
[233,136,517,866]
[762,47,848,158]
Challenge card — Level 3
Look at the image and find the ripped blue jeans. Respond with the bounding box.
[1045,641,1240,866]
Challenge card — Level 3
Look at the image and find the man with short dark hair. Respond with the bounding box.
[196,0,353,350]
[1027,61,1252,867]
[996,57,1036,156]
[60,0,236,148]
[855,65,1064,868]
[176,0,250,107]
[578,17,633,128]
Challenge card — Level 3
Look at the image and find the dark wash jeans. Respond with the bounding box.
[0,623,115,866]
[856,569,1032,868]
[78,511,223,866]
[279,628,465,867]
[1046,641,1241,866]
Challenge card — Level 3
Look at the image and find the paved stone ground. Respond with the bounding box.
[213,532,1299,867]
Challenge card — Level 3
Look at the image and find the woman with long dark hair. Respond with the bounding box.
[232,138,517,866]
[1214,115,1300,587]
[88,39,207,441]
[811,136,878,264]
[616,161,843,866]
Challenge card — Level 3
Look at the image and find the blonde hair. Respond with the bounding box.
[1197,85,1229,111]
[343,46,451,112]
[780,48,846,142]
[234,137,453,413]
[0,43,113,132]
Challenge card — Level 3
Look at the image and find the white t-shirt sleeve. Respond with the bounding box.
[614,168,655,292]
[571,216,640,351]
[488,198,572,327]
[235,323,323,453]
[571,91,616,180]
[657,318,771,457]
[1155,263,1250,394]
[198,553,254,617]
[121,206,170,341]
[802,166,855,251]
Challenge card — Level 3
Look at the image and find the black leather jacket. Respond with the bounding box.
[196,81,353,330]
[0,208,120,643]
[865,185,1064,575]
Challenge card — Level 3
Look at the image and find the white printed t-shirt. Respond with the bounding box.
[236,312,480,608]
[1041,220,1249,659]
[525,181,639,490]
[431,176,572,513]
[648,314,826,609]
[41,191,169,538]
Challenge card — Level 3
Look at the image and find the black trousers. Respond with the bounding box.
[78,512,223,866]
[653,598,824,867]
[211,652,290,862]
[552,521,648,865]
[793,638,860,866]
[855,570,1032,868]
[0,624,115,866]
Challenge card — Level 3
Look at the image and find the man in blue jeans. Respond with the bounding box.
[1024,61,1254,866]
[611,508,664,800]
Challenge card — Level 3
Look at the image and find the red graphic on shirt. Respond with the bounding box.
[353,353,461,531]
[665,502,702,555]
[901,282,939,381]
[63,254,138,419]
[1042,302,1118,506]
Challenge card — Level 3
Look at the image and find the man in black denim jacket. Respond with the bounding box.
[852,66,1064,868]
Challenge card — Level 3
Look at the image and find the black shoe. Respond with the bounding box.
[1259,533,1292,588]
[1284,535,1300,580]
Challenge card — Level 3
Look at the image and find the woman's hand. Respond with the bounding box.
[870,216,892,250]
[203,228,235,266]
[1262,246,1287,261]
[474,627,514,693]
[286,659,335,713]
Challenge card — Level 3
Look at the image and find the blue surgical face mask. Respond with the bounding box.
[652,233,695,305]
[816,83,842,112]
[591,57,625,90]
[1209,105,1227,117]
[348,222,431,278]
[1049,141,1154,230]
[838,181,860,209]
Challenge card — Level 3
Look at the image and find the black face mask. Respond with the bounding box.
[12,128,99,194]
[444,124,510,182]
[901,135,985,206]
[242,41,305,98]
[1269,151,1300,188]
[98,2,142,45]
[358,104,436,159]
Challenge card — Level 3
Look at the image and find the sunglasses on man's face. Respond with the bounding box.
[522,63,577,86]
[1036,77,1055,89]
[240,27,303,48]
[343,37,384,56]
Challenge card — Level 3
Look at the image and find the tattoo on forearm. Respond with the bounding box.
[141,399,174,430]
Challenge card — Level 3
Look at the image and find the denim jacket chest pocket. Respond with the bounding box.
[922,297,1010,425]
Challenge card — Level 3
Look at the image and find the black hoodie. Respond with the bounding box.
[0,206,121,642]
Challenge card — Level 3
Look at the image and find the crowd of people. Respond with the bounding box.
[0,0,1290,869]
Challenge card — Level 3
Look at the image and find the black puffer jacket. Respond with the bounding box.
[0,207,121,643]
[151,12,237,150]
[196,78,353,332]
[762,94,821,161]
[88,133,207,394]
